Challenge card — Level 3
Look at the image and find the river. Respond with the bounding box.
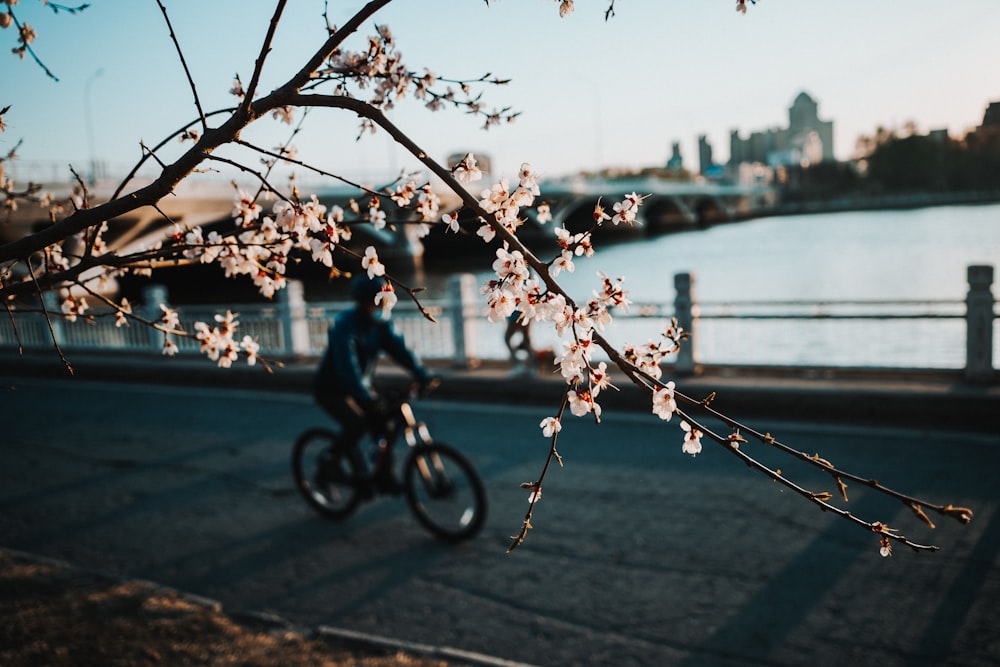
[516,202,1000,303]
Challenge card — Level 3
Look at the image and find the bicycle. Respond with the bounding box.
[291,383,487,543]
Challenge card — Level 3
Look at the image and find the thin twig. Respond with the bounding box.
[239,0,288,112]
[25,257,72,375]
[2,297,24,355]
[155,0,207,129]
[508,392,570,553]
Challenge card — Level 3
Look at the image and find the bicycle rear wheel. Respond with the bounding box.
[403,443,486,543]
[292,428,361,519]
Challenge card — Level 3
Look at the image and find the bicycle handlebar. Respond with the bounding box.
[380,376,440,407]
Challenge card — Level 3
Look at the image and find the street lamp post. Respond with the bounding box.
[84,68,104,187]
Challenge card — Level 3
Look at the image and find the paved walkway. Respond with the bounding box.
[2,350,999,665]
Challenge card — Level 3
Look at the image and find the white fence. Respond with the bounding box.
[2,267,996,383]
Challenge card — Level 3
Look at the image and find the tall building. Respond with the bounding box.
[698,134,714,175]
[963,99,1000,149]
[729,91,835,168]
[981,101,1000,128]
[666,142,684,172]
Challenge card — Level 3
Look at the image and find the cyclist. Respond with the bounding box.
[313,274,434,493]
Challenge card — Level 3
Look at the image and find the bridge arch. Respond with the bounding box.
[643,195,697,234]
[690,195,731,226]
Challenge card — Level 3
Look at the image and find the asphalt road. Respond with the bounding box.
[2,375,998,666]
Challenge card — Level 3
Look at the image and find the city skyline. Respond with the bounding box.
[3,1,997,184]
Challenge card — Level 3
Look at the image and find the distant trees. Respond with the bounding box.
[859,125,1000,194]
[776,122,1000,204]
[777,161,861,204]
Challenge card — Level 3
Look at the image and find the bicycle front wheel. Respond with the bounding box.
[403,443,487,543]
[292,428,361,519]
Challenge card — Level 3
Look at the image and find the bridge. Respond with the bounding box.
[321,175,775,261]
[525,176,773,234]
[2,173,775,264]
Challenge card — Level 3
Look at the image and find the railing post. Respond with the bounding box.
[278,279,311,358]
[142,284,170,352]
[965,264,995,384]
[448,273,479,367]
[674,272,699,376]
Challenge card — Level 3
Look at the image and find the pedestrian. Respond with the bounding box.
[504,312,535,376]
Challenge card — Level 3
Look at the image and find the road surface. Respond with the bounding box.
[1,375,998,666]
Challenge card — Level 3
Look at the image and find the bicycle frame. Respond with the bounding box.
[372,388,433,475]
[399,401,433,448]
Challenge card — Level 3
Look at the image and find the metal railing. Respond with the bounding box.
[1,267,995,383]
[623,298,968,368]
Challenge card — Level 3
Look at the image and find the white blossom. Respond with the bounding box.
[567,388,601,419]
[453,153,483,183]
[681,421,703,457]
[540,416,562,438]
[652,382,677,421]
[160,305,180,331]
[361,246,385,278]
[60,296,88,322]
[240,335,260,366]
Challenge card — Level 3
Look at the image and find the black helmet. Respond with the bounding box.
[350,274,387,305]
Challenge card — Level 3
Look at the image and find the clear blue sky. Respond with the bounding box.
[3,1,998,186]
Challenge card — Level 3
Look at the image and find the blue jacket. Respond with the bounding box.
[313,308,429,406]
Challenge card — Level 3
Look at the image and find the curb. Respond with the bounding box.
[315,626,539,667]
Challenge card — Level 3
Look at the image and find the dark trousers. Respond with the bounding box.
[314,390,391,477]
[314,390,367,446]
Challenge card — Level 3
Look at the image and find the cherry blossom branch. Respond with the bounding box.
[679,396,974,528]
[5,7,59,81]
[605,350,971,532]
[674,406,942,553]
